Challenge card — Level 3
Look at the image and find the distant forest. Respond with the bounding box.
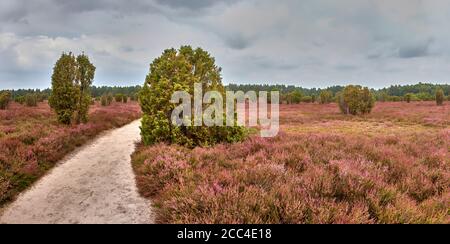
[4,82,450,103]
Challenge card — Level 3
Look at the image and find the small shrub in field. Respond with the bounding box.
[337,85,374,115]
[302,96,313,103]
[100,95,108,106]
[319,90,333,104]
[285,91,302,104]
[15,96,25,105]
[435,89,444,106]
[122,95,128,103]
[115,93,123,102]
[107,93,113,104]
[25,93,38,107]
[139,45,246,147]
[404,93,412,103]
[0,91,11,109]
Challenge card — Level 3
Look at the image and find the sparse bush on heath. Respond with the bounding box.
[25,93,38,107]
[436,89,444,106]
[404,93,412,103]
[107,93,113,105]
[122,95,128,103]
[319,90,333,104]
[338,85,375,115]
[0,90,11,110]
[49,52,95,124]
[100,94,109,106]
[139,46,246,147]
[115,93,123,102]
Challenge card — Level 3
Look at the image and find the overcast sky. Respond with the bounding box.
[1,0,450,89]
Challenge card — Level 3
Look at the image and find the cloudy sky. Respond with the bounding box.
[1,0,450,89]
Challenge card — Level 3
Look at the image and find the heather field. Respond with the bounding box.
[132,101,449,224]
[0,101,141,206]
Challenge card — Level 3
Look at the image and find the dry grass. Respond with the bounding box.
[0,101,141,206]
[132,101,449,224]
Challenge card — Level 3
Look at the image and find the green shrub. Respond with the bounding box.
[404,93,412,103]
[301,96,313,103]
[25,93,38,107]
[107,93,113,104]
[139,46,246,147]
[435,89,444,106]
[49,52,95,124]
[122,95,128,103]
[114,93,123,102]
[319,90,333,104]
[15,96,25,105]
[337,85,375,115]
[285,91,302,104]
[0,91,11,110]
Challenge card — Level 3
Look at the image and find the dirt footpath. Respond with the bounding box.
[0,120,154,224]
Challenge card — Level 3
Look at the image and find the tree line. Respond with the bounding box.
[227,82,449,103]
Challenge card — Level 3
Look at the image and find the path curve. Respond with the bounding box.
[0,120,154,224]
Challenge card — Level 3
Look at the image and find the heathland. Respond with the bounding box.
[132,101,449,224]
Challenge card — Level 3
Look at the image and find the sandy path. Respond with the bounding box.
[0,120,154,224]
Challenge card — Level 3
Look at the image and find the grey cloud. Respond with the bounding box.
[1,0,450,89]
[155,0,239,10]
[398,42,430,58]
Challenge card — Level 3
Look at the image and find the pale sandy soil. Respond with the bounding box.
[0,120,154,224]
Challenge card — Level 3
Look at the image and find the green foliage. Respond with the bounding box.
[130,93,138,101]
[139,46,246,147]
[115,93,123,102]
[107,93,113,104]
[404,93,413,103]
[74,54,95,123]
[435,89,444,106]
[301,96,313,103]
[285,90,302,104]
[0,91,11,110]
[25,93,38,107]
[49,52,95,124]
[15,96,25,105]
[338,85,375,115]
[122,95,128,103]
[90,85,141,98]
[319,90,333,104]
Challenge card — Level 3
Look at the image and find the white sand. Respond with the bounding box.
[0,120,154,224]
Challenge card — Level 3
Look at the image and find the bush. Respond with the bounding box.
[319,90,333,104]
[404,93,412,103]
[115,93,123,102]
[435,89,444,106]
[301,96,313,103]
[100,94,113,106]
[49,52,95,124]
[15,95,25,105]
[25,93,38,107]
[107,93,113,105]
[285,91,302,104]
[338,85,374,115]
[0,91,11,110]
[139,46,246,147]
[122,95,128,103]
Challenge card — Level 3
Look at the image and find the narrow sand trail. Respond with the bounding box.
[0,120,154,224]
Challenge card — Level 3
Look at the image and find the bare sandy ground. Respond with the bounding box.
[0,120,154,224]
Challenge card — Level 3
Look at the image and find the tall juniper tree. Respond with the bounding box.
[49,52,95,124]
